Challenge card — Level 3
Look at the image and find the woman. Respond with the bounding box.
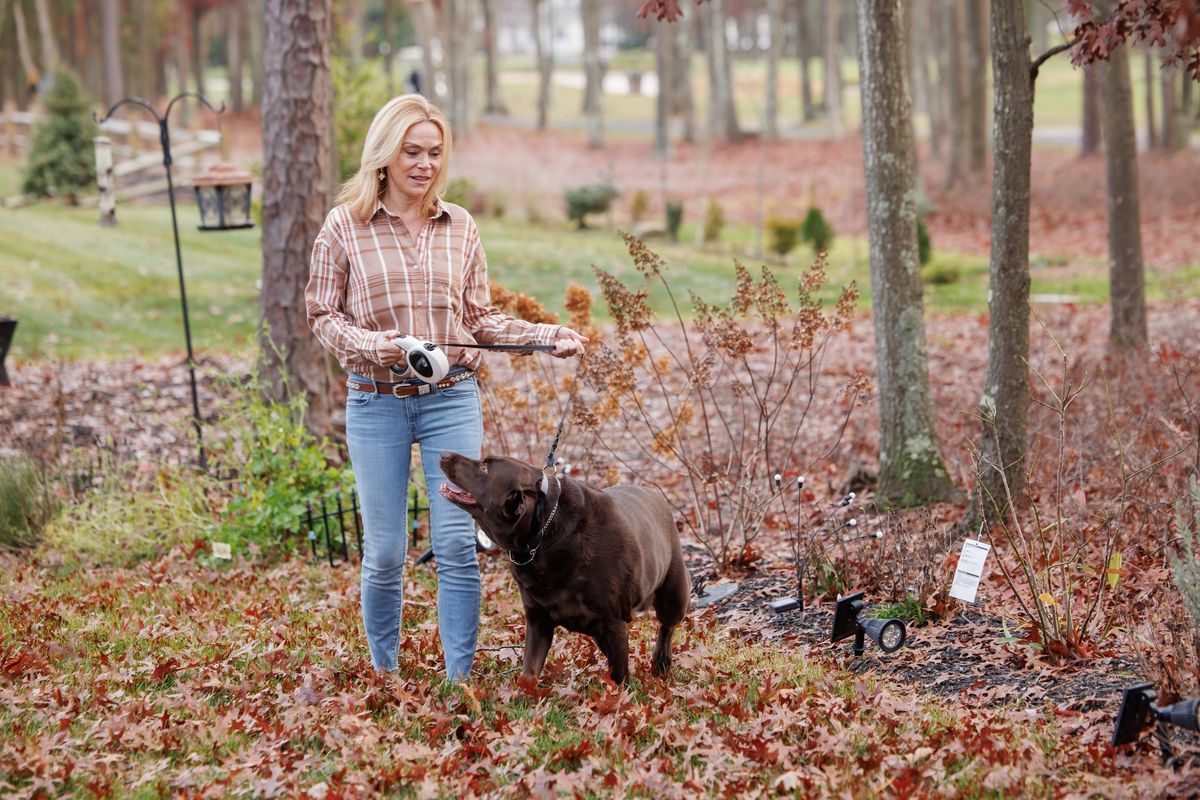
[305,95,587,680]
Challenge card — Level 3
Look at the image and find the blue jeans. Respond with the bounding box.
[345,370,483,680]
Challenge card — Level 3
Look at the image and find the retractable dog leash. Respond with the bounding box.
[389,335,557,382]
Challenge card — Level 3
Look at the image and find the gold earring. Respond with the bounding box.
[378,169,387,184]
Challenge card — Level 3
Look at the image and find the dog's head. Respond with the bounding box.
[439,453,549,553]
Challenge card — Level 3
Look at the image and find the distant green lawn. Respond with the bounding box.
[2,198,1196,363]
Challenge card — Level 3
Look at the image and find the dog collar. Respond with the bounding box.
[509,475,561,566]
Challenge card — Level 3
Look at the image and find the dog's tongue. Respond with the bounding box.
[439,481,477,505]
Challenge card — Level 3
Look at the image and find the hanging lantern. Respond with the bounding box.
[192,162,254,231]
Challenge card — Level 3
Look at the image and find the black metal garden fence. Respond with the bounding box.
[301,483,430,567]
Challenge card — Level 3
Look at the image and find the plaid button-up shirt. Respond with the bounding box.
[305,198,560,383]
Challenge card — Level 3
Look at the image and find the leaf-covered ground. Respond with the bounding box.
[1,539,1193,799]
[3,298,1199,796]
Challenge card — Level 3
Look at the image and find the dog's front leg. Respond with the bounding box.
[522,607,555,679]
[594,620,630,684]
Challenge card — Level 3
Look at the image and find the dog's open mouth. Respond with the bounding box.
[439,481,477,506]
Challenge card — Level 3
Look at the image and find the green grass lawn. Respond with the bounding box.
[2,196,1196,363]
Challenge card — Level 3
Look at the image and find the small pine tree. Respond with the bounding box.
[799,206,835,255]
[917,219,932,265]
[630,189,649,224]
[703,198,724,243]
[665,200,684,241]
[22,71,97,205]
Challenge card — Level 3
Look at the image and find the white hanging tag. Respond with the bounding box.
[949,539,991,603]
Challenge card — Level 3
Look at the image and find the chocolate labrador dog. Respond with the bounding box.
[439,453,690,684]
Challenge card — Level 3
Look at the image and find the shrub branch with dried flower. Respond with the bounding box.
[970,325,1195,664]
[577,234,866,572]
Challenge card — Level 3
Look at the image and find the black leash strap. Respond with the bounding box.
[543,355,585,473]
[438,342,558,353]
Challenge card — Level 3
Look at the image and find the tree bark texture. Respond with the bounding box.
[261,0,336,435]
[942,0,966,188]
[672,13,694,142]
[33,0,59,74]
[979,0,1032,508]
[481,0,507,114]
[1099,36,1147,347]
[823,0,842,136]
[581,0,603,147]
[100,0,123,106]
[764,0,783,139]
[531,0,553,130]
[704,0,740,142]
[228,2,245,112]
[1081,64,1101,155]
[965,0,988,172]
[855,0,956,506]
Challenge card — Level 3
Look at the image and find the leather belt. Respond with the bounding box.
[347,369,473,398]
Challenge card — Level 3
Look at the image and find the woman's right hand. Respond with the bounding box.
[376,330,406,367]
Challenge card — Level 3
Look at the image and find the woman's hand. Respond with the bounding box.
[551,327,589,358]
[376,330,407,367]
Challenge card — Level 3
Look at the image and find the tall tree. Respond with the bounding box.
[855,0,957,505]
[251,0,265,105]
[1081,64,1102,155]
[978,0,1033,511]
[823,0,842,135]
[481,0,507,114]
[655,20,671,155]
[100,0,123,106]
[965,0,988,171]
[1097,3,1147,347]
[13,1,40,96]
[406,0,441,104]
[581,0,604,146]
[1162,66,1182,152]
[797,0,815,121]
[382,0,396,94]
[913,0,944,159]
[441,0,472,133]
[942,0,967,188]
[227,1,245,112]
[703,0,740,141]
[531,0,553,129]
[32,0,59,75]
[763,0,783,139]
[671,11,694,142]
[188,1,207,97]
[261,0,336,434]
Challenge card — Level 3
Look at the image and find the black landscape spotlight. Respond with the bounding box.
[830,591,907,657]
[1112,682,1200,766]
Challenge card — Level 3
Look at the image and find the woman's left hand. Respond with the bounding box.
[551,327,589,358]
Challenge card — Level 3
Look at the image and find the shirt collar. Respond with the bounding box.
[371,196,451,221]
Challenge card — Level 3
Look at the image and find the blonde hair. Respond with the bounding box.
[337,94,453,221]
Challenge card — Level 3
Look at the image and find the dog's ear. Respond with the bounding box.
[503,489,525,520]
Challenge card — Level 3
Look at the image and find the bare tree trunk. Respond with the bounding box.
[915,0,944,159]
[655,20,671,156]
[345,2,365,63]
[942,0,966,188]
[798,0,815,121]
[261,0,336,435]
[251,0,265,106]
[581,0,603,147]
[481,0,507,114]
[99,0,124,106]
[407,0,441,105]
[382,0,396,94]
[13,2,40,96]
[673,12,695,142]
[1030,0,1048,55]
[1182,74,1195,144]
[965,0,988,172]
[32,0,59,74]
[704,0,741,141]
[1099,25,1147,348]
[1161,66,1181,153]
[228,2,245,112]
[190,2,207,98]
[1081,64,1102,155]
[531,0,553,130]
[856,0,957,506]
[978,0,1032,511]
[764,0,783,139]
[441,0,472,134]
[1143,47,1157,150]
[823,0,841,135]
